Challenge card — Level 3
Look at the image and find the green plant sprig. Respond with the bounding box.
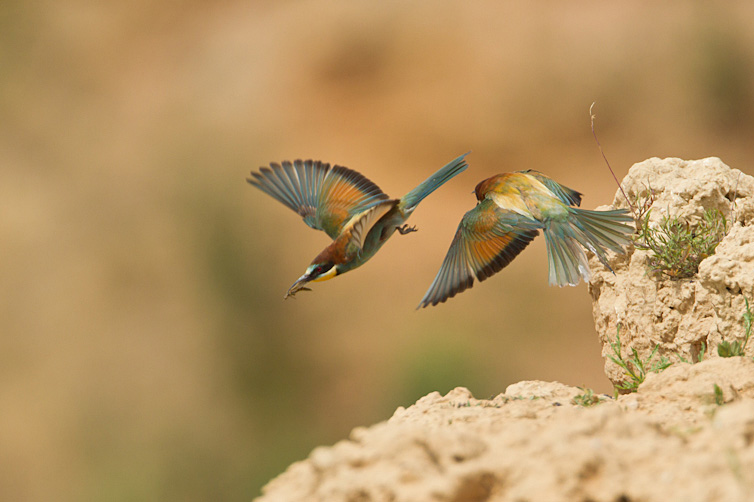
[609,325,672,393]
[572,387,603,407]
[718,297,753,357]
[633,208,728,280]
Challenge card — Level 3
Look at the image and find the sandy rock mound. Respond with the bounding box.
[257,357,754,502]
[588,157,754,389]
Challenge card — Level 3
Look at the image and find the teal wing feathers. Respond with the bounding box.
[418,199,542,308]
[519,170,583,207]
[248,160,390,239]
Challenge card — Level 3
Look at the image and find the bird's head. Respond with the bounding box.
[474,177,493,201]
[284,261,339,299]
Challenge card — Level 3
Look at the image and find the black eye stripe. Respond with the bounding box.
[310,263,333,276]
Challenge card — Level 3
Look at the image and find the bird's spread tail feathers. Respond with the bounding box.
[400,153,469,212]
[544,208,633,286]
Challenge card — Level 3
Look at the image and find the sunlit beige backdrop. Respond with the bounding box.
[3,1,754,499]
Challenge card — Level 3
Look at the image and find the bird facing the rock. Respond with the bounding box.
[248,153,469,299]
[418,170,633,308]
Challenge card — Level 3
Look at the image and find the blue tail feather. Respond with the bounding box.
[544,207,633,286]
[400,152,469,212]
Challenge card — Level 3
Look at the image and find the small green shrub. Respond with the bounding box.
[609,325,672,393]
[713,383,725,406]
[571,387,602,407]
[633,208,728,280]
[718,297,753,357]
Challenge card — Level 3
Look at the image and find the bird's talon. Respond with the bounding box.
[397,224,418,235]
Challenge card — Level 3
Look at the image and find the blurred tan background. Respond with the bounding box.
[3,1,754,500]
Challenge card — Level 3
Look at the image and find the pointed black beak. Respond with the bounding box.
[284,273,313,299]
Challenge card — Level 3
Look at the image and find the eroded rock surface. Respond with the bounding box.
[588,157,754,388]
[257,358,754,502]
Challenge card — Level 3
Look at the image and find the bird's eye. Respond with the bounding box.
[309,263,333,277]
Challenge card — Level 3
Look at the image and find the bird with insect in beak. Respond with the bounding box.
[248,153,469,299]
[418,169,633,308]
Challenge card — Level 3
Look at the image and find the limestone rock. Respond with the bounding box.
[588,157,754,389]
[257,358,754,502]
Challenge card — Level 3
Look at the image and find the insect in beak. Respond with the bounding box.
[284,274,313,299]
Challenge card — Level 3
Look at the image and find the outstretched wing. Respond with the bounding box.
[248,160,390,239]
[518,170,583,207]
[418,199,542,308]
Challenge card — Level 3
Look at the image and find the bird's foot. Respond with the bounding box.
[397,224,418,235]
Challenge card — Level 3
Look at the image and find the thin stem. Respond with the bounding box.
[589,102,635,215]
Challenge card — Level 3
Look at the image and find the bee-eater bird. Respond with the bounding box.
[248,153,469,299]
[418,170,633,308]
